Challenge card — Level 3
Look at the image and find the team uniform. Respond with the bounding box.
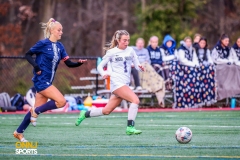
[211,41,233,65]
[14,37,83,142]
[76,46,142,135]
[174,42,200,108]
[30,38,69,92]
[159,35,178,85]
[231,43,240,66]
[97,46,142,92]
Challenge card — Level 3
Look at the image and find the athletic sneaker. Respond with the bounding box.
[30,106,38,127]
[13,131,28,142]
[75,110,86,126]
[129,86,135,90]
[135,86,142,90]
[126,126,142,135]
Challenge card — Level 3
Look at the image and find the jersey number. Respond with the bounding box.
[124,61,127,73]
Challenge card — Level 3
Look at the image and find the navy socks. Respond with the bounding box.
[16,111,31,133]
[35,100,58,115]
[16,100,58,133]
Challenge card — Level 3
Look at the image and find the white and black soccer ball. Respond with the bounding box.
[175,127,192,144]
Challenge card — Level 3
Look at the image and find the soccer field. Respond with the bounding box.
[0,111,240,160]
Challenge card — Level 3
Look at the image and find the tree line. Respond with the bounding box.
[0,0,240,57]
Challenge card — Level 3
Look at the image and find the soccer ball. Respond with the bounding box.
[175,127,192,144]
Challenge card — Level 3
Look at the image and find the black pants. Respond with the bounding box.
[152,64,169,81]
[131,67,140,87]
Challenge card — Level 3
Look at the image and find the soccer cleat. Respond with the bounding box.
[126,126,142,135]
[75,110,86,126]
[13,131,28,142]
[30,106,38,127]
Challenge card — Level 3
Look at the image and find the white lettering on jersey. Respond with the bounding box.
[106,47,136,84]
[150,51,155,59]
[150,51,161,59]
[50,43,59,83]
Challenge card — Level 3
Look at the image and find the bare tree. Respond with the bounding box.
[101,0,108,56]
[141,0,146,34]
[195,0,240,47]
[39,0,56,39]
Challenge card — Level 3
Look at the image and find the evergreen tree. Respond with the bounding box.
[131,0,202,46]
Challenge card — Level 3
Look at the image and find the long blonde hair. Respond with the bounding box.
[104,30,130,51]
[40,18,60,38]
[184,36,192,42]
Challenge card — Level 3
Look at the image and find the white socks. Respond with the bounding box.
[89,108,103,117]
[128,103,139,120]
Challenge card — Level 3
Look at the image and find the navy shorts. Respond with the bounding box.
[33,80,52,92]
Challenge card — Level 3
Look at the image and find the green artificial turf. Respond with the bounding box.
[0,111,240,160]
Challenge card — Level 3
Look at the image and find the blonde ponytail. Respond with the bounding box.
[104,30,130,51]
[40,18,60,38]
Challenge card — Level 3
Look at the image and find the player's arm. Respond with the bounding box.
[60,43,87,67]
[25,50,41,73]
[63,56,86,68]
[97,53,111,78]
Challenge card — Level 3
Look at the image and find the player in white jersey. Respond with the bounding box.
[102,46,141,92]
[75,30,144,135]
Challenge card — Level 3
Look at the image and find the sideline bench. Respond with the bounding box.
[80,77,103,81]
[71,84,105,90]
[97,89,173,107]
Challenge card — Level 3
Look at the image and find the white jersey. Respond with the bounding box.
[97,46,141,92]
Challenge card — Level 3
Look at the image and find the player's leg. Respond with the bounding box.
[30,85,66,126]
[13,93,48,141]
[75,94,122,126]
[113,85,142,135]
[34,92,49,108]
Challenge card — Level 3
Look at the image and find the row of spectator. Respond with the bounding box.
[131,33,239,89]
[130,33,240,108]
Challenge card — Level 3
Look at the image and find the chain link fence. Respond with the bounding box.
[0,56,233,108]
[0,56,102,97]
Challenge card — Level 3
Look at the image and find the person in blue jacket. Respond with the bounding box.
[159,35,178,89]
[13,18,87,142]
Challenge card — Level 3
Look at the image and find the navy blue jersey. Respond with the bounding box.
[147,45,163,65]
[30,38,68,84]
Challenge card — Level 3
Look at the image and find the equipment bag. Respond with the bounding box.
[0,92,16,112]
[11,93,24,111]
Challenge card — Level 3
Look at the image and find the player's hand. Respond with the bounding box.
[102,74,110,79]
[34,65,41,75]
[139,65,144,71]
[36,71,41,75]
[79,59,87,63]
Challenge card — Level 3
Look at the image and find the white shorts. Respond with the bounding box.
[110,81,129,93]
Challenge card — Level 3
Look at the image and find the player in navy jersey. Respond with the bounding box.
[13,18,87,142]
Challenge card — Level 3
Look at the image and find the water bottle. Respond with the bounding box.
[230,98,236,109]
[97,57,102,66]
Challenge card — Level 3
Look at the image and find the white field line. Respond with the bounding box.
[0,153,240,158]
